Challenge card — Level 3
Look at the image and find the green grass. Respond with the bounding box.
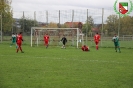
[3,35,133,48]
[0,43,133,88]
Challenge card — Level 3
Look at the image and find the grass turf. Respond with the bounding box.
[0,43,133,88]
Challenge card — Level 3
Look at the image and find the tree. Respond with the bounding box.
[82,16,94,36]
[19,17,38,34]
[120,16,133,35]
[0,0,13,33]
[105,15,133,36]
[105,15,119,36]
[87,16,94,26]
[48,22,58,28]
[82,23,91,35]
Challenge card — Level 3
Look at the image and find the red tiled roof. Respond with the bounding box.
[64,22,83,28]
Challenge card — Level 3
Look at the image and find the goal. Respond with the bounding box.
[31,27,84,48]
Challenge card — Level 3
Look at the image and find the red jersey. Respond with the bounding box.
[16,34,23,44]
[94,34,100,42]
[81,45,89,51]
[44,35,49,41]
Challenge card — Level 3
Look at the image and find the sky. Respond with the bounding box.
[11,0,133,24]
[11,0,115,11]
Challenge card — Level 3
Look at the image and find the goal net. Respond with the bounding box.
[31,27,84,48]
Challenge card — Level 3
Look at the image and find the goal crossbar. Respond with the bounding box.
[31,27,80,48]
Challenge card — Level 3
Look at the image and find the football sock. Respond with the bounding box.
[115,47,117,52]
[16,48,19,53]
[20,47,22,52]
[118,48,120,52]
[96,45,98,50]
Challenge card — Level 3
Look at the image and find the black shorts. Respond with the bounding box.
[63,42,66,45]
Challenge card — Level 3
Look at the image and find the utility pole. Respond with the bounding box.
[1,12,2,43]
[86,9,88,45]
[118,13,120,37]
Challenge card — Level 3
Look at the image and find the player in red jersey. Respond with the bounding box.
[16,32,24,53]
[44,33,50,48]
[94,32,100,50]
[81,45,90,51]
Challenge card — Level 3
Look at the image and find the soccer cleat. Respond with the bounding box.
[46,46,48,49]
[21,51,24,53]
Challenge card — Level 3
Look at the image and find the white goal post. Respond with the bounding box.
[31,27,83,48]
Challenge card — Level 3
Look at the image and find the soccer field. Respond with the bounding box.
[0,43,133,88]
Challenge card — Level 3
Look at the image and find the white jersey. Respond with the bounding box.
[112,36,119,42]
[12,34,16,38]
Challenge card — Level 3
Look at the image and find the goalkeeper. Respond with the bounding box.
[112,34,121,53]
[61,35,67,49]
